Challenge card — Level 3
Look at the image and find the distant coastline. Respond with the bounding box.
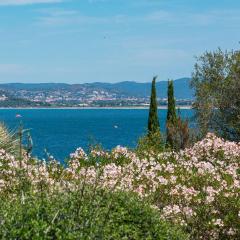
[0,105,192,110]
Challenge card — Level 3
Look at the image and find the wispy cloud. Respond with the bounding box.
[0,0,62,6]
[143,9,240,27]
[88,0,108,3]
[36,9,107,26]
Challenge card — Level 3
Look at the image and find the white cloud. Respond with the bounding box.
[0,0,62,6]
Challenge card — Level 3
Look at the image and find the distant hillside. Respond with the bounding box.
[84,78,193,99]
[0,89,48,108]
[0,78,193,99]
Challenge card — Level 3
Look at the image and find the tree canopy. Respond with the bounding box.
[191,48,240,141]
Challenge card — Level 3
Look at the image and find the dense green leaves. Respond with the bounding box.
[166,80,177,148]
[167,80,177,125]
[191,48,240,141]
[0,189,187,240]
[166,81,190,150]
[148,76,160,136]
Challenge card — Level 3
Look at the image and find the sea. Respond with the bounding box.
[0,109,194,163]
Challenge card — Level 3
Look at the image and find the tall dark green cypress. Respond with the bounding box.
[166,80,177,146]
[148,76,160,135]
[167,80,177,122]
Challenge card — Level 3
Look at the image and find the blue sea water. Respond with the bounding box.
[0,109,194,163]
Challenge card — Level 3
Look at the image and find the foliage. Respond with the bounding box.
[166,115,190,151]
[166,81,191,150]
[67,134,240,240]
[166,80,177,125]
[0,144,187,240]
[166,80,177,148]
[1,124,240,239]
[0,189,187,240]
[137,131,164,155]
[191,48,240,141]
[148,76,160,135]
[0,123,19,155]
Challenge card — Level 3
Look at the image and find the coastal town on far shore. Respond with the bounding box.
[0,88,193,108]
[0,79,193,108]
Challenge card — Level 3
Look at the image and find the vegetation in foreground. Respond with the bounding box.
[0,124,239,239]
[0,123,188,239]
[1,187,186,239]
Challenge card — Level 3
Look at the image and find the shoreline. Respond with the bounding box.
[0,106,193,110]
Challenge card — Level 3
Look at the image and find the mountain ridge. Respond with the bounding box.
[0,77,193,99]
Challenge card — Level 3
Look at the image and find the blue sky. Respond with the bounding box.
[0,0,240,83]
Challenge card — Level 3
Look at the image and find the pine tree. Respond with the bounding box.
[148,76,160,135]
[166,80,177,147]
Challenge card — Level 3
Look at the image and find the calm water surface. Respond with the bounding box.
[0,109,194,163]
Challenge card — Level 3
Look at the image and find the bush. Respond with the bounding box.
[166,116,190,151]
[1,128,239,239]
[68,134,240,239]
[0,188,187,240]
[137,131,164,155]
[0,142,187,239]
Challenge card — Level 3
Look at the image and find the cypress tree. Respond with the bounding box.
[167,80,177,123]
[148,76,160,135]
[166,80,177,147]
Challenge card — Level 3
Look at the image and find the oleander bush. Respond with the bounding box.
[67,133,240,239]
[0,130,240,239]
[0,147,187,240]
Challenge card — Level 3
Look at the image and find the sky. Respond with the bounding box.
[0,0,240,83]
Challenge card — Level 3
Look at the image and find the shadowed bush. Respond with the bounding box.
[0,187,188,240]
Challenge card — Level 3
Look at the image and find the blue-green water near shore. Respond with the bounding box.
[0,109,194,163]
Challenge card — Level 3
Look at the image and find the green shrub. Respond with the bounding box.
[0,188,188,240]
[137,131,164,155]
